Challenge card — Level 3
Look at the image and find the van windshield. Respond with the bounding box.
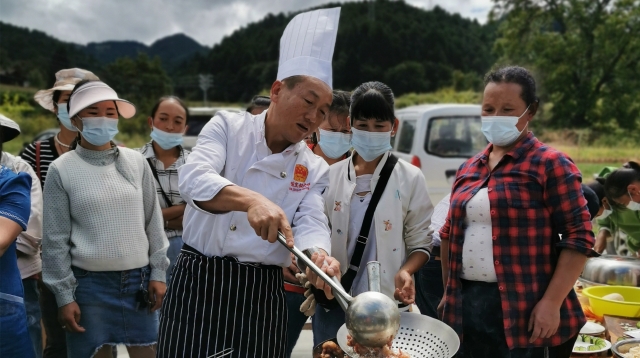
[185,115,215,136]
[425,116,486,158]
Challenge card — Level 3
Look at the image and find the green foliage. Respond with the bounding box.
[192,1,496,101]
[0,87,57,154]
[395,87,482,108]
[100,53,172,135]
[491,0,640,130]
[0,22,98,87]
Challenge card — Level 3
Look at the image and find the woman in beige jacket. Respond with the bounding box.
[313,81,434,345]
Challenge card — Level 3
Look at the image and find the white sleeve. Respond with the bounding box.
[178,113,235,213]
[15,161,43,256]
[291,165,331,254]
[428,193,451,246]
[404,170,434,256]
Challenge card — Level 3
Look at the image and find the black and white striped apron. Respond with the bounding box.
[157,244,287,358]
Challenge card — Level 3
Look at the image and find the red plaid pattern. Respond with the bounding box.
[440,132,594,349]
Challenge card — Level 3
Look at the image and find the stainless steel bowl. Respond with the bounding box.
[612,338,640,357]
[580,255,640,287]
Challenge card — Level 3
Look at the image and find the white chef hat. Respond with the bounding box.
[276,7,341,89]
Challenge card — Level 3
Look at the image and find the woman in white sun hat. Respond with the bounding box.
[26,68,100,185]
[24,67,99,358]
[41,80,169,358]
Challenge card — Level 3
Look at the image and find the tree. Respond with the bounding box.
[101,53,172,133]
[491,0,640,130]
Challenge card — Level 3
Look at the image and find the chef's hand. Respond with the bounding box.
[247,200,293,247]
[306,251,340,299]
[394,269,415,305]
[528,298,560,343]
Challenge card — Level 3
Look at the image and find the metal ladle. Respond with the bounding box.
[276,232,400,347]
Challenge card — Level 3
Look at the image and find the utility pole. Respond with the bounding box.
[199,74,213,107]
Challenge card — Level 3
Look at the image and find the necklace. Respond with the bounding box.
[55,134,71,148]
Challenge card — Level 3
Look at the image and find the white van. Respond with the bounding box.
[184,107,243,150]
[392,104,486,203]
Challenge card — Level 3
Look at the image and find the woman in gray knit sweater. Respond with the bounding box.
[42,80,169,358]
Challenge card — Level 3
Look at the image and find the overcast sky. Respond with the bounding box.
[1,0,493,47]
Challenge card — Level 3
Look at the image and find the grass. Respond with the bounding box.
[548,144,639,164]
[0,84,38,94]
[576,162,620,180]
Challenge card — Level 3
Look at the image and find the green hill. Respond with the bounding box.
[182,1,497,101]
[1,0,497,103]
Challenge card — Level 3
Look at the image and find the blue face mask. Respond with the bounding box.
[151,126,184,150]
[77,117,119,146]
[57,105,77,132]
[317,128,351,159]
[351,127,392,162]
[481,105,530,147]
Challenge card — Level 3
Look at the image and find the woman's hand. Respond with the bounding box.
[166,216,184,230]
[437,295,446,319]
[59,301,85,333]
[305,251,340,299]
[394,269,415,305]
[148,280,167,312]
[594,230,609,254]
[528,298,561,342]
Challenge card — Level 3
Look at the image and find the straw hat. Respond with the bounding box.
[34,68,100,112]
[68,81,136,119]
[0,114,21,143]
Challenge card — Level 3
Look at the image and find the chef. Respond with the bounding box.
[157,7,342,358]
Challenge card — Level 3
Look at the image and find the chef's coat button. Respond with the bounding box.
[280,172,287,178]
[230,224,236,231]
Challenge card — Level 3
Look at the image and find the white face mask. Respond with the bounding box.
[481,105,530,146]
[627,192,640,211]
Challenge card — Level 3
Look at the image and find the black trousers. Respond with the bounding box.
[157,244,287,358]
[458,279,578,358]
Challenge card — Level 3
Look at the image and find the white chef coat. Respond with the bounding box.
[178,110,331,267]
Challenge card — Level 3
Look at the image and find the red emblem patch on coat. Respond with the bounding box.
[294,164,308,182]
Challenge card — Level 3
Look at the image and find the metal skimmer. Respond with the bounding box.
[337,312,460,358]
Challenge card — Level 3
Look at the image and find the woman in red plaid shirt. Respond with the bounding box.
[439,66,595,358]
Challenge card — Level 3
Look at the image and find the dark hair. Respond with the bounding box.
[582,184,601,219]
[586,180,606,204]
[52,90,62,108]
[605,161,640,199]
[281,75,307,90]
[246,95,271,113]
[350,81,395,124]
[484,66,539,107]
[330,90,350,116]
[150,95,189,123]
